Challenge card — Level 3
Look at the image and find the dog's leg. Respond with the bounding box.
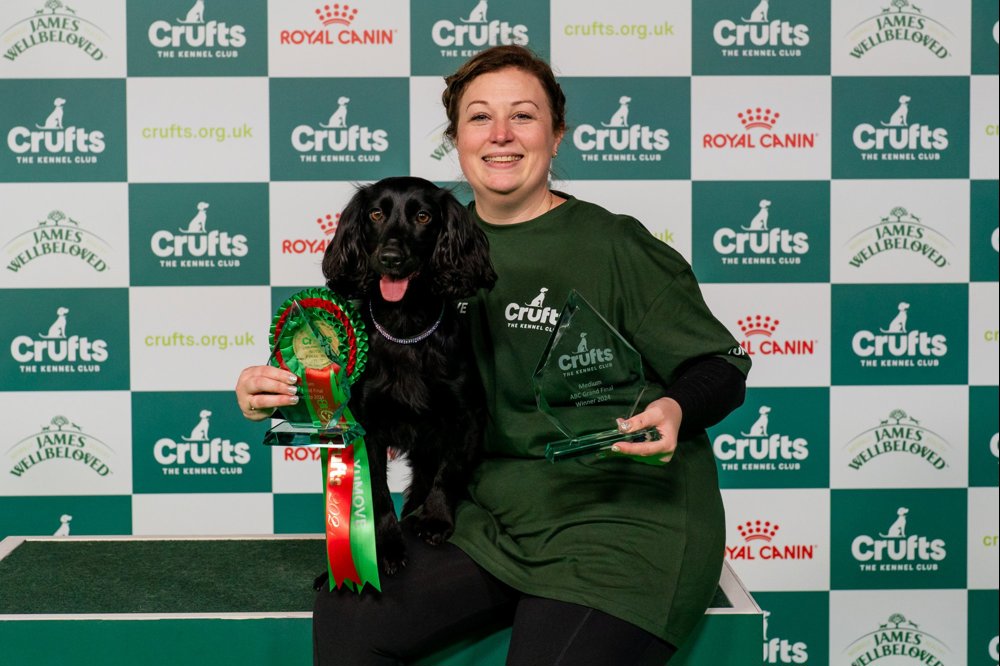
[369,441,408,575]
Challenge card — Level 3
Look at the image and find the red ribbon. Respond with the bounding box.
[325,444,361,586]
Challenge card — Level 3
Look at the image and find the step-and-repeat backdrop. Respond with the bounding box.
[1,0,997,663]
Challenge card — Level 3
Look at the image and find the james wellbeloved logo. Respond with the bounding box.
[412,0,546,75]
[560,78,689,179]
[832,489,965,589]
[703,107,817,150]
[0,79,125,182]
[1,288,129,390]
[126,0,266,75]
[277,3,396,46]
[270,77,408,181]
[4,209,110,275]
[8,415,113,478]
[847,206,952,270]
[726,519,817,562]
[128,183,268,286]
[693,0,829,74]
[832,284,967,385]
[833,77,969,179]
[1,1,109,63]
[845,409,950,472]
[504,287,559,334]
[843,613,950,666]
[693,181,830,283]
[846,0,955,61]
[132,393,270,493]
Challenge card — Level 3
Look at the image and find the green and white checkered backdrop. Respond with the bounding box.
[1,0,997,663]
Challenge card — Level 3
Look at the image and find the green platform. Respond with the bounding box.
[0,535,761,666]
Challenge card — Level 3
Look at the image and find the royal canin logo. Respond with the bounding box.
[726,519,816,561]
[703,108,816,149]
[737,315,816,357]
[282,213,338,255]
[278,3,396,46]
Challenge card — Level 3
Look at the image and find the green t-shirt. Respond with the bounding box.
[450,195,751,646]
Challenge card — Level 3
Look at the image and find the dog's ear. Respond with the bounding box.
[430,189,497,299]
[322,186,373,298]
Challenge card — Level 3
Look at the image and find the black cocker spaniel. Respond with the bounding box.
[321,176,496,576]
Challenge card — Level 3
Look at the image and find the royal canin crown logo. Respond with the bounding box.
[727,517,816,561]
[315,4,359,26]
[737,314,816,357]
[738,519,780,541]
[739,315,780,336]
[282,212,339,255]
[738,107,780,130]
[703,107,815,149]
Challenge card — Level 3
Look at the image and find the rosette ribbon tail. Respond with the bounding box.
[321,416,380,593]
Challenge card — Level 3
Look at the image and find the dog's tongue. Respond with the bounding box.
[379,275,410,302]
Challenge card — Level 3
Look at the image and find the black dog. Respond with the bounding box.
[321,176,496,576]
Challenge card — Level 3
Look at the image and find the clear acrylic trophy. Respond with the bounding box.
[532,290,660,462]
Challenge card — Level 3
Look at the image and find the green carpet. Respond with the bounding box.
[0,539,324,615]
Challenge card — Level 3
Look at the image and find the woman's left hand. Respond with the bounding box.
[611,397,682,463]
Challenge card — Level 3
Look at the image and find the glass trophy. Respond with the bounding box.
[532,290,660,462]
[263,289,367,448]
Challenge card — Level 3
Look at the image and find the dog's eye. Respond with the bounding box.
[415,211,432,225]
[368,208,384,223]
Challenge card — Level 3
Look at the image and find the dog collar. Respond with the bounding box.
[368,301,445,345]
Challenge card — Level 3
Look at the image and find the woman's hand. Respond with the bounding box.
[235,365,300,421]
[611,397,682,463]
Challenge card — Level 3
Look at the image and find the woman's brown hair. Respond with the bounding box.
[441,45,566,143]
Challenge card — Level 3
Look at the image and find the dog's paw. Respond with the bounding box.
[412,514,454,546]
[313,571,329,591]
[378,532,408,575]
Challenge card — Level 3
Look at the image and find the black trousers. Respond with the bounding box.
[313,529,676,666]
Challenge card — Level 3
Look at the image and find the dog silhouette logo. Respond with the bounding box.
[742,406,771,437]
[742,199,772,231]
[321,96,352,129]
[36,97,66,130]
[602,96,632,128]
[881,95,911,127]
[527,287,548,307]
[179,201,210,233]
[575,333,589,353]
[39,306,70,339]
[879,507,909,538]
[178,0,205,24]
[880,302,910,333]
[54,514,73,536]
[742,0,769,23]
[461,0,488,23]
[182,410,212,441]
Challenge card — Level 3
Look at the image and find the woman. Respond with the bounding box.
[236,45,750,665]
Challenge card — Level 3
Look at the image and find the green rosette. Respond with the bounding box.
[268,287,368,428]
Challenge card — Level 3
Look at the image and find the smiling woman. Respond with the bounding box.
[302,45,752,666]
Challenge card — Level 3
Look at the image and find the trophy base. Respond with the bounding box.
[263,420,365,448]
[544,427,660,462]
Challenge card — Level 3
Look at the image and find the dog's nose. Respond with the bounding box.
[378,247,403,269]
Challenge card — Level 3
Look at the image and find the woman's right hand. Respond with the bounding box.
[235,365,300,421]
